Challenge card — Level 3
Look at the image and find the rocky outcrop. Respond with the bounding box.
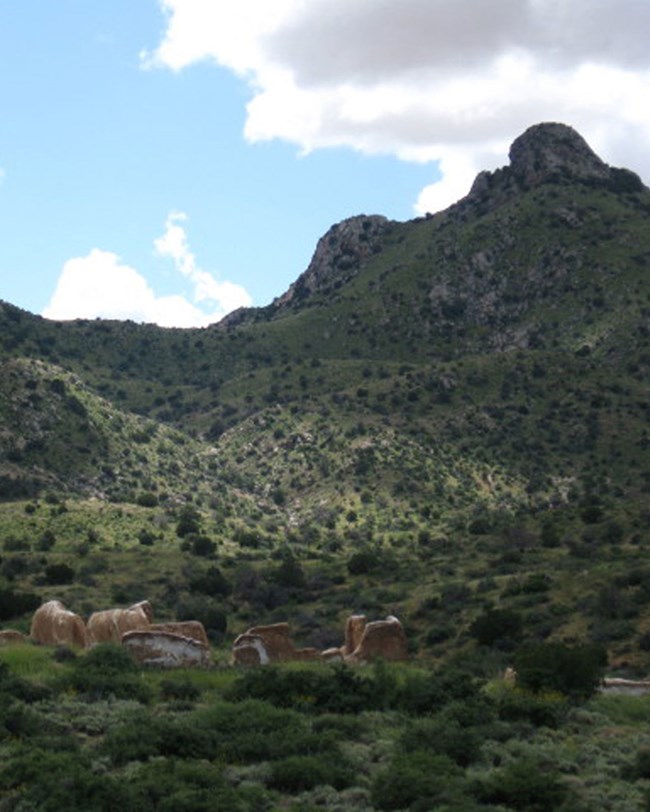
[343,615,409,664]
[458,122,645,217]
[87,600,152,646]
[122,629,211,668]
[601,677,650,696]
[342,615,368,657]
[232,622,321,666]
[151,621,210,648]
[30,600,87,648]
[509,122,611,186]
[273,215,391,309]
[0,630,28,645]
[323,615,409,664]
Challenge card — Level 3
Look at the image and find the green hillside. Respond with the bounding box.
[0,122,649,668]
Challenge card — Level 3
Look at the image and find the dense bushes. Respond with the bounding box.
[268,754,354,793]
[0,586,40,620]
[513,641,607,700]
[476,758,569,811]
[102,697,345,774]
[469,607,523,648]
[371,752,464,810]
[56,644,152,703]
[227,661,484,716]
[0,646,645,810]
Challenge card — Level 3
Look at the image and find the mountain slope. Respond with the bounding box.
[1,122,648,521]
[1,122,650,665]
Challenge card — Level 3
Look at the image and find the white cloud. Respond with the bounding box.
[145,0,650,212]
[43,214,252,328]
[154,211,252,313]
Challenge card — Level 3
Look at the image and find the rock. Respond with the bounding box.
[458,122,646,218]
[151,621,210,648]
[30,600,87,648]
[122,630,211,668]
[232,622,322,666]
[342,614,368,656]
[274,215,391,309]
[87,600,152,646]
[0,629,28,645]
[509,122,610,186]
[321,647,344,663]
[343,615,408,664]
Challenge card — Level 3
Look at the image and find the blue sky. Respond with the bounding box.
[2,1,649,327]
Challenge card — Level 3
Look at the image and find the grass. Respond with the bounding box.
[0,643,62,681]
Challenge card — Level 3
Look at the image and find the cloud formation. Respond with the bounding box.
[145,0,650,212]
[43,214,252,328]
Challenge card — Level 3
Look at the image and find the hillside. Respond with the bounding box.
[0,122,649,666]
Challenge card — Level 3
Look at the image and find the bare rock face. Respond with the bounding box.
[30,600,87,648]
[343,615,408,664]
[342,614,368,656]
[508,122,610,186]
[460,122,645,216]
[323,614,409,665]
[87,600,152,646]
[122,630,211,668]
[274,215,390,309]
[232,622,321,666]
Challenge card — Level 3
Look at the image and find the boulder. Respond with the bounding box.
[151,621,209,648]
[321,647,344,663]
[0,630,28,645]
[30,600,87,648]
[232,622,321,666]
[344,615,408,664]
[122,630,211,669]
[342,614,368,656]
[87,600,152,646]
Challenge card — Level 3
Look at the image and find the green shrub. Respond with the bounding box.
[513,641,606,700]
[469,608,523,648]
[496,686,567,728]
[159,678,201,703]
[175,596,227,641]
[622,746,650,781]
[136,491,158,508]
[268,754,354,793]
[127,759,247,812]
[44,562,75,584]
[347,548,378,575]
[399,717,481,767]
[476,758,569,811]
[189,566,232,598]
[371,752,464,810]
[0,747,133,812]
[58,644,152,703]
[176,505,201,538]
[182,533,217,557]
[102,712,215,765]
[227,664,377,714]
[201,699,335,763]
[0,586,41,620]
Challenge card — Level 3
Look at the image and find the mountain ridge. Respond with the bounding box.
[1,120,649,667]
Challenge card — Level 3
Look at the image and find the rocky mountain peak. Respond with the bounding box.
[461,122,645,215]
[508,122,610,185]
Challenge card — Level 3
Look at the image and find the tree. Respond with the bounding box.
[176,505,201,538]
[469,608,522,648]
[513,642,606,700]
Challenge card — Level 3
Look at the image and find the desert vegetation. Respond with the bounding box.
[1,125,649,807]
